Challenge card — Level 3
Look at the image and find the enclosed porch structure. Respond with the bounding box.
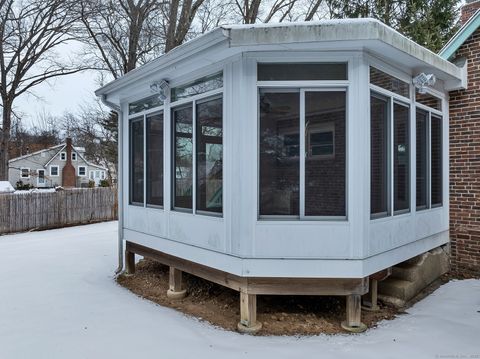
[96,19,465,333]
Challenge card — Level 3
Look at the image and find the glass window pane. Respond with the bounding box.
[146,112,163,206]
[171,73,223,102]
[305,91,346,216]
[431,115,442,206]
[258,63,347,81]
[371,95,389,216]
[416,91,442,111]
[416,110,428,210]
[129,95,163,115]
[394,103,410,212]
[173,106,193,210]
[259,90,300,216]
[196,98,223,214]
[370,67,410,98]
[130,118,144,204]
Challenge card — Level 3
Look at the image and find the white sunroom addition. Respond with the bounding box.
[96,19,465,332]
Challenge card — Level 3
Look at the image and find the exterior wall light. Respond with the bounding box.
[413,73,436,94]
[150,80,169,101]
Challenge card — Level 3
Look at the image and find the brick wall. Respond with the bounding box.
[461,1,480,25]
[449,27,480,277]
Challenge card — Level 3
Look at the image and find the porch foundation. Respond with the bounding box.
[167,266,187,299]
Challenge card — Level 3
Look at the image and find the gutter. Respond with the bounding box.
[100,94,124,275]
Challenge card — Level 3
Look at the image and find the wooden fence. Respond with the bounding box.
[0,187,117,235]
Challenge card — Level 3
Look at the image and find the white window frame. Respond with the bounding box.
[307,122,335,159]
[20,167,30,179]
[50,165,59,177]
[60,152,66,161]
[71,152,77,161]
[78,166,87,177]
[258,87,348,221]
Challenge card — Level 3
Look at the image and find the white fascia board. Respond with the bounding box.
[226,19,463,84]
[8,144,64,163]
[95,28,230,101]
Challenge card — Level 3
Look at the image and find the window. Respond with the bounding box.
[305,91,346,216]
[72,152,77,161]
[173,105,193,210]
[393,103,410,213]
[172,95,223,214]
[370,93,410,217]
[370,67,410,98]
[129,95,163,115]
[171,72,223,102]
[259,89,346,218]
[259,90,300,216]
[308,125,335,157]
[416,90,441,111]
[50,166,59,176]
[431,115,442,207]
[129,118,144,205]
[20,168,30,178]
[370,95,389,217]
[146,112,164,207]
[60,152,66,161]
[416,110,428,210]
[258,63,348,81]
[78,166,86,176]
[196,97,223,214]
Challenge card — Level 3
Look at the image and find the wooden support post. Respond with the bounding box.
[166,267,187,300]
[341,294,367,333]
[125,250,135,275]
[362,279,379,311]
[237,292,262,334]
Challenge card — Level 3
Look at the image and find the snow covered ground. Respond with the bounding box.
[0,222,479,359]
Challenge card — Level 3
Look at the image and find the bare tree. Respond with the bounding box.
[0,0,83,180]
[79,0,166,79]
[163,0,207,52]
[234,0,300,24]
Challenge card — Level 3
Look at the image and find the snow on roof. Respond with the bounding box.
[96,18,464,99]
[0,181,14,193]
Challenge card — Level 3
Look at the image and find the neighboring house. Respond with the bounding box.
[8,138,108,188]
[439,0,480,277]
[97,19,464,332]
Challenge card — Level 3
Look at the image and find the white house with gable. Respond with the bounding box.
[8,138,108,188]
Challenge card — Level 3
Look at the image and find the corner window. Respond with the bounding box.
[370,92,410,217]
[78,166,86,176]
[129,95,163,115]
[431,115,443,207]
[370,67,410,98]
[171,72,223,102]
[172,95,223,214]
[72,152,77,161]
[50,166,59,176]
[259,89,346,218]
[146,112,164,207]
[21,168,30,178]
[129,117,144,205]
[196,97,223,214]
[172,105,193,211]
[60,152,66,161]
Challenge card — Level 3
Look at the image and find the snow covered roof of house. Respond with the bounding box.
[0,181,14,193]
[439,9,480,60]
[9,144,86,163]
[96,18,466,103]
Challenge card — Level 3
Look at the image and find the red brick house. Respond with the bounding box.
[440,0,480,277]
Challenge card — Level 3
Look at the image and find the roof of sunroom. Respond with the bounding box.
[96,18,466,102]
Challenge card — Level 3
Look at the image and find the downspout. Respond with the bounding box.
[100,94,124,274]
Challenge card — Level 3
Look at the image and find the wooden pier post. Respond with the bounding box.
[341,294,367,333]
[237,292,262,334]
[166,267,187,299]
[125,250,135,275]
